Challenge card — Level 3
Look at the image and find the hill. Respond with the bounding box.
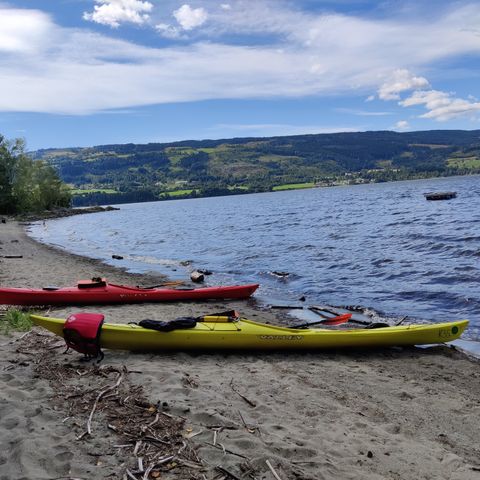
[32,130,480,206]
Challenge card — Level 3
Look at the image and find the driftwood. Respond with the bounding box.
[270,305,303,310]
[82,367,126,437]
[266,460,284,480]
[424,191,457,201]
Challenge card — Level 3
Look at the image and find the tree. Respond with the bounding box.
[0,136,21,213]
[0,135,71,214]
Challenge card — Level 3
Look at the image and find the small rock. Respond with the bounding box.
[272,271,289,277]
[197,269,213,275]
[190,270,204,283]
[112,254,123,260]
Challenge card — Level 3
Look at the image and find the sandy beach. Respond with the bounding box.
[1,218,479,480]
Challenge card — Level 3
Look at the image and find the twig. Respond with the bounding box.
[266,460,283,480]
[133,441,142,456]
[146,413,160,429]
[0,330,31,347]
[84,368,126,436]
[176,458,203,469]
[125,469,138,480]
[215,465,244,480]
[238,411,256,434]
[230,379,257,407]
[142,465,153,480]
[204,442,248,459]
[143,435,171,446]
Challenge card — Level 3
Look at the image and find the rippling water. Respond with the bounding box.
[29,175,480,340]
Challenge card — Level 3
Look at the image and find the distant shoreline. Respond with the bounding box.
[71,172,480,208]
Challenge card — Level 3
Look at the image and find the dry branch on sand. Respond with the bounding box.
[18,332,206,479]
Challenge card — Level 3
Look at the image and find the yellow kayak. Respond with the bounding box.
[30,314,469,352]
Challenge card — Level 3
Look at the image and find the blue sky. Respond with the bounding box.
[1,0,480,150]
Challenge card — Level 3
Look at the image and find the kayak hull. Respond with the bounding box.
[0,283,259,306]
[30,314,469,351]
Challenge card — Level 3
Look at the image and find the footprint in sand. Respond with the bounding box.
[2,417,20,430]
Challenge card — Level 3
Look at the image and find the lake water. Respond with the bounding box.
[29,175,480,341]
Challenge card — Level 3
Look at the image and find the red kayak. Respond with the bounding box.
[0,278,259,306]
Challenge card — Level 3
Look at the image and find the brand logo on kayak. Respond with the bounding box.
[258,335,303,341]
[438,328,452,338]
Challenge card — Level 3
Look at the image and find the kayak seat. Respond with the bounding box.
[78,277,107,289]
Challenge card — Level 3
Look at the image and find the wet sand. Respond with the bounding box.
[0,219,479,480]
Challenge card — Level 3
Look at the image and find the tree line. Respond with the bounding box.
[0,136,71,214]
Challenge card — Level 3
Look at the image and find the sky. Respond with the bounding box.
[1,0,480,150]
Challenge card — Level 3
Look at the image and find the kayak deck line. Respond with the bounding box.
[30,314,469,352]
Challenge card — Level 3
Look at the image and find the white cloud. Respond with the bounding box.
[378,69,429,100]
[173,4,208,31]
[155,23,182,39]
[83,0,153,28]
[335,108,392,116]
[1,4,480,116]
[0,8,53,53]
[212,123,361,136]
[394,120,410,131]
[400,90,480,121]
[220,4,232,11]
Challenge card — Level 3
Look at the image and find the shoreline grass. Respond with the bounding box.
[0,309,33,334]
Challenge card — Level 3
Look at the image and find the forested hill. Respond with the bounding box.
[32,130,480,206]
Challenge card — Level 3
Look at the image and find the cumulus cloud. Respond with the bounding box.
[173,4,208,30]
[400,90,480,121]
[83,0,153,28]
[394,120,410,131]
[378,69,429,100]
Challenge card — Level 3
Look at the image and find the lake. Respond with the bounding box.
[29,175,480,341]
